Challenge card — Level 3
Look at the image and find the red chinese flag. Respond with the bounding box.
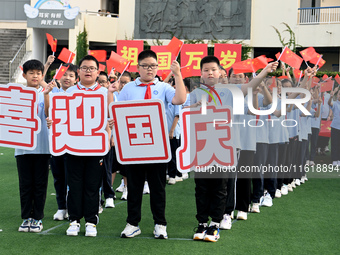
[279,48,303,70]
[214,44,242,72]
[108,51,130,73]
[252,55,268,72]
[266,57,274,62]
[117,40,144,72]
[46,33,57,52]
[318,58,326,68]
[335,74,340,85]
[181,65,193,79]
[106,59,115,75]
[293,69,304,80]
[275,52,281,60]
[181,44,207,76]
[320,79,334,92]
[231,59,254,74]
[88,50,107,62]
[300,47,318,62]
[99,63,106,72]
[161,70,171,81]
[166,37,183,57]
[58,48,75,63]
[311,77,320,88]
[151,45,177,76]
[54,65,70,80]
[268,76,277,90]
[322,74,328,80]
[319,120,331,137]
[309,54,326,68]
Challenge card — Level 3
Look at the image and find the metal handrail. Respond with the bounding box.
[83,10,119,17]
[298,6,340,24]
[9,34,30,83]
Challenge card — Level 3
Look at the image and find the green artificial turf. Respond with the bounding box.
[0,146,339,254]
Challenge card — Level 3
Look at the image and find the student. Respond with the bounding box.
[64,55,110,237]
[44,63,78,221]
[328,86,340,166]
[108,50,186,239]
[16,60,50,233]
[97,71,110,88]
[190,56,278,242]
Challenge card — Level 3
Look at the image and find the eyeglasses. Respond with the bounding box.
[80,66,98,72]
[98,80,108,84]
[139,64,158,70]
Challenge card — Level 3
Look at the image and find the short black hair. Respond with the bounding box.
[78,55,99,69]
[228,67,234,78]
[281,79,293,87]
[121,71,132,80]
[63,63,78,79]
[98,71,108,80]
[200,55,220,70]
[138,50,157,63]
[23,59,44,74]
[183,78,191,91]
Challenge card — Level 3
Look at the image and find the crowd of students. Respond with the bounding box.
[13,50,340,242]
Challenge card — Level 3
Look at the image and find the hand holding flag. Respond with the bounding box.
[166,37,184,60]
[53,64,70,80]
[277,46,303,70]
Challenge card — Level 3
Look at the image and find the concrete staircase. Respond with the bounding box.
[0,29,27,84]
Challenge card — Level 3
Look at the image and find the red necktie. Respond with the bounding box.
[139,83,154,99]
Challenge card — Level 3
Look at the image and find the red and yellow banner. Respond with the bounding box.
[117,40,144,72]
[214,44,241,72]
[181,44,207,76]
[151,45,177,76]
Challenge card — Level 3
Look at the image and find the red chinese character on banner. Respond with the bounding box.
[181,44,207,76]
[214,44,242,72]
[0,84,41,149]
[50,92,109,156]
[110,99,171,164]
[117,40,144,72]
[176,106,237,172]
[151,45,176,76]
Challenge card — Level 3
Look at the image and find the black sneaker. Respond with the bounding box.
[203,225,220,242]
[193,223,207,240]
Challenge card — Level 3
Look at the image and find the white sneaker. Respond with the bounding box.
[275,189,282,198]
[231,211,234,219]
[325,146,329,152]
[168,178,176,185]
[105,198,115,208]
[300,176,305,184]
[153,224,168,239]
[291,180,296,188]
[98,205,103,214]
[175,176,183,182]
[121,186,128,200]
[281,185,288,195]
[53,209,67,221]
[251,203,260,213]
[305,160,310,166]
[219,214,232,230]
[18,218,31,232]
[287,184,293,192]
[182,173,189,180]
[236,211,247,220]
[295,179,301,186]
[85,223,97,237]
[261,193,273,207]
[121,223,141,238]
[143,181,150,194]
[116,179,125,193]
[309,161,315,166]
[66,221,80,236]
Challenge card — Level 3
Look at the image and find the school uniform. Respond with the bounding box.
[65,82,107,224]
[15,90,50,220]
[317,93,331,150]
[309,102,322,162]
[330,101,340,162]
[118,77,175,226]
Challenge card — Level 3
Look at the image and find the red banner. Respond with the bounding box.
[117,40,144,72]
[181,44,207,76]
[319,120,331,137]
[214,44,241,72]
[151,45,177,76]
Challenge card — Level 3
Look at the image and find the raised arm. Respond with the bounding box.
[171,60,186,105]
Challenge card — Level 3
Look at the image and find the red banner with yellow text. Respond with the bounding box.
[181,44,207,77]
[117,40,144,72]
[214,44,242,72]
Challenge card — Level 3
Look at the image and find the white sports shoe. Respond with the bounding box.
[182,173,189,180]
[98,205,103,214]
[231,211,234,219]
[295,179,301,186]
[251,203,260,213]
[105,198,115,208]
[18,218,31,232]
[309,161,315,166]
[236,211,247,220]
[275,189,282,198]
[291,180,296,188]
[287,184,293,192]
[261,193,273,207]
[121,223,141,238]
[66,221,80,236]
[281,185,288,195]
[153,224,168,239]
[175,176,183,182]
[325,146,329,152]
[143,181,150,194]
[116,179,125,193]
[219,214,232,229]
[121,186,128,200]
[168,178,176,185]
[53,209,67,221]
[85,223,97,237]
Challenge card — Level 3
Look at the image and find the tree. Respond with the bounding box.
[76,27,89,65]
[272,22,302,52]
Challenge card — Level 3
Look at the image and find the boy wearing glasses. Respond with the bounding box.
[108,50,186,239]
[64,55,109,237]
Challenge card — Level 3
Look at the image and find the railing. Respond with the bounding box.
[83,10,119,18]
[298,6,340,24]
[9,35,30,83]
